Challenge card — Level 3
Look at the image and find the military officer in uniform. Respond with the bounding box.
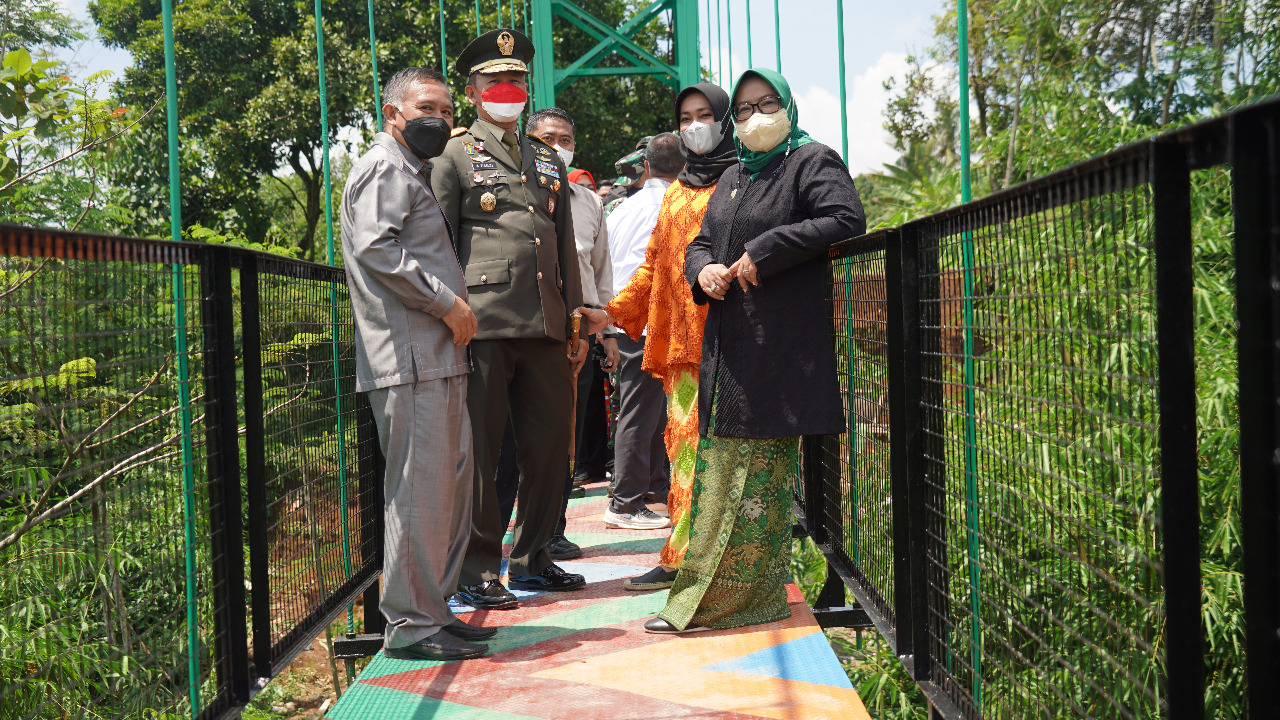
[432,28,589,610]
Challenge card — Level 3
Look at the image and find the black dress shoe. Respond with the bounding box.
[444,618,498,641]
[384,629,487,661]
[453,580,519,609]
[509,563,586,591]
[546,534,583,560]
[569,486,586,499]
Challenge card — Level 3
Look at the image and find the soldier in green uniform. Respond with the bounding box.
[432,28,589,609]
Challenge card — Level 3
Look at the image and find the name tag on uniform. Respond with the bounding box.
[471,160,498,171]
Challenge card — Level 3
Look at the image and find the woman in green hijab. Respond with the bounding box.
[642,69,865,634]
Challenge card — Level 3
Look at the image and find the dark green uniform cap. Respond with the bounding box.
[455,28,535,76]
[613,136,654,184]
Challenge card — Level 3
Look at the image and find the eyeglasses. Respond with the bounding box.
[732,95,783,122]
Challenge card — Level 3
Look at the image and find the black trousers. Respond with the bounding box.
[498,335,607,537]
[462,337,572,584]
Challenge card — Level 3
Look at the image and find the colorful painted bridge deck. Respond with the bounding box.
[325,484,870,720]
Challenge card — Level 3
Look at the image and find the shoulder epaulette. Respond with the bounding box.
[525,133,551,146]
[450,126,469,138]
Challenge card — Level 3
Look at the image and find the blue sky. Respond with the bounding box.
[54,0,946,174]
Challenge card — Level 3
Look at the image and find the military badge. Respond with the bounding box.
[473,172,485,185]
[497,31,515,56]
[474,141,485,153]
[539,175,547,185]
[481,192,497,212]
[464,142,475,155]
[548,197,556,213]
[552,179,561,191]
[535,146,550,156]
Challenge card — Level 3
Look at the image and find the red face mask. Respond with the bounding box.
[479,82,528,122]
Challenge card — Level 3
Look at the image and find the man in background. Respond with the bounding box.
[600,132,684,530]
[525,106,620,558]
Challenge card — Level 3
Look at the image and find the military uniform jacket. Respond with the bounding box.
[431,118,582,342]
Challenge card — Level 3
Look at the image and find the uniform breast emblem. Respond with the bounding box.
[552,179,561,191]
[548,197,556,213]
[464,142,475,155]
[539,175,547,185]
[473,172,485,185]
[481,192,497,212]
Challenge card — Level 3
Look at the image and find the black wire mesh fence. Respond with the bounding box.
[920,156,1161,719]
[240,255,380,678]
[803,100,1280,720]
[0,227,381,720]
[821,236,895,625]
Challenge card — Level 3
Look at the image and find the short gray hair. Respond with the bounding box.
[383,67,450,111]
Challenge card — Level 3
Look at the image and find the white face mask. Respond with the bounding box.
[680,120,722,155]
[734,107,791,153]
[554,145,574,167]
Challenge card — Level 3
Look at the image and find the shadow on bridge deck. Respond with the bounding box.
[325,484,868,720]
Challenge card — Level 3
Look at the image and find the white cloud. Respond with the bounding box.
[793,51,910,176]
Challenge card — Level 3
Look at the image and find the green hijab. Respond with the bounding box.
[730,68,815,177]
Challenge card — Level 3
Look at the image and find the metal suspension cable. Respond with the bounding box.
[955,0,982,711]
[773,0,780,71]
[745,0,752,68]
[313,0,354,645]
[835,0,847,164]
[715,0,722,85]
[705,0,712,82]
[726,0,732,82]
[367,0,381,128]
[439,0,448,73]
[159,1,200,715]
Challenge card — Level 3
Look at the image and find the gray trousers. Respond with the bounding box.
[367,374,473,649]
[610,335,670,514]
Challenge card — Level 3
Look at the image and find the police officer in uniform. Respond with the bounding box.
[432,28,589,609]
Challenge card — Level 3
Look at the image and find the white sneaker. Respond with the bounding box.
[603,507,671,530]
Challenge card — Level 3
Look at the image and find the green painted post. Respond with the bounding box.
[956,0,982,709]
[498,0,503,27]
[475,0,482,34]
[314,0,355,634]
[835,0,848,164]
[367,0,382,128]
[439,0,448,73]
[531,0,555,109]
[159,1,200,716]
[745,0,752,67]
[773,0,780,71]
[674,0,701,89]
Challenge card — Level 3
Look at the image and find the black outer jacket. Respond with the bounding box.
[684,142,866,439]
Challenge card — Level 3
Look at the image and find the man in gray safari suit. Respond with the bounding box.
[340,66,495,662]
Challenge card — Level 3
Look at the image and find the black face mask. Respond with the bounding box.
[402,116,451,159]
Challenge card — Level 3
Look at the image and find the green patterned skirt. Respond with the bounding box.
[656,430,798,631]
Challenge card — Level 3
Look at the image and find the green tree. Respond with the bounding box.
[92,0,678,259]
[0,0,84,59]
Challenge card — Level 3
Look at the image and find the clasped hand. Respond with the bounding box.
[699,252,758,300]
